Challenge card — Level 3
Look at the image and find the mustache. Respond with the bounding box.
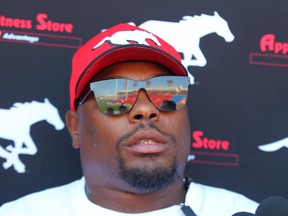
[115,122,176,151]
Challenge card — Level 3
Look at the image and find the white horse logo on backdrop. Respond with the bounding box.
[258,137,288,152]
[0,98,64,173]
[139,11,235,83]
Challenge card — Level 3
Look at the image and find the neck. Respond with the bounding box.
[85,178,186,213]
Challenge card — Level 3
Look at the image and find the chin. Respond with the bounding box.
[118,154,181,193]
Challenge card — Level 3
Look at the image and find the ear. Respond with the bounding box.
[65,110,80,149]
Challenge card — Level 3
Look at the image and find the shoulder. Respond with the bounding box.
[0,178,84,216]
[186,182,258,216]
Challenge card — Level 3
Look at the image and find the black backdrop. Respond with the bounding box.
[0,0,287,205]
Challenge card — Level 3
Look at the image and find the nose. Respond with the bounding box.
[128,89,160,122]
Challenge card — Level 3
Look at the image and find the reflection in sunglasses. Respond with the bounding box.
[80,76,190,115]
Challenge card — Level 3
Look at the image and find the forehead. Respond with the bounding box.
[93,61,172,81]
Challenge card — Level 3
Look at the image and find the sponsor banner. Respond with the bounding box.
[189,151,239,166]
[250,34,288,67]
[1,0,287,205]
[0,29,82,48]
[0,13,81,48]
[189,130,239,166]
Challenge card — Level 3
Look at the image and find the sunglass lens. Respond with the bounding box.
[91,76,189,115]
[96,95,136,115]
[147,92,187,112]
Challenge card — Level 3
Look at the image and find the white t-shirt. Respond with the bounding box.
[0,177,258,216]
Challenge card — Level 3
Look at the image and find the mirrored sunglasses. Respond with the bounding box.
[79,76,190,115]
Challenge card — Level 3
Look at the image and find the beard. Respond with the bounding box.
[115,122,181,193]
[118,154,180,193]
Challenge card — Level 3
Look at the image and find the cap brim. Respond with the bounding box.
[75,45,188,100]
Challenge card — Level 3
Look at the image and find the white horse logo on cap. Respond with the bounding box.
[92,30,161,50]
[0,98,64,173]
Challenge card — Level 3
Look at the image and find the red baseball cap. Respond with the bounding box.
[69,23,188,111]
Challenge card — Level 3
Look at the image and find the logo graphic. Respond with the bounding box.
[0,13,73,33]
[192,130,230,150]
[2,32,39,43]
[138,11,235,83]
[0,13,82,48]
[188,130,238,166]
[258,137,288,152]
[250,33,288,67]
[93,29,161,49]
[260,34,288,55]
[0,98,64,173]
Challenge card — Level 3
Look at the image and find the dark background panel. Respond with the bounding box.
[0,0,287,205]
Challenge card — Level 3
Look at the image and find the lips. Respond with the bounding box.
[124,130,169,154]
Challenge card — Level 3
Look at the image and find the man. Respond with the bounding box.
[0,23,258,216]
